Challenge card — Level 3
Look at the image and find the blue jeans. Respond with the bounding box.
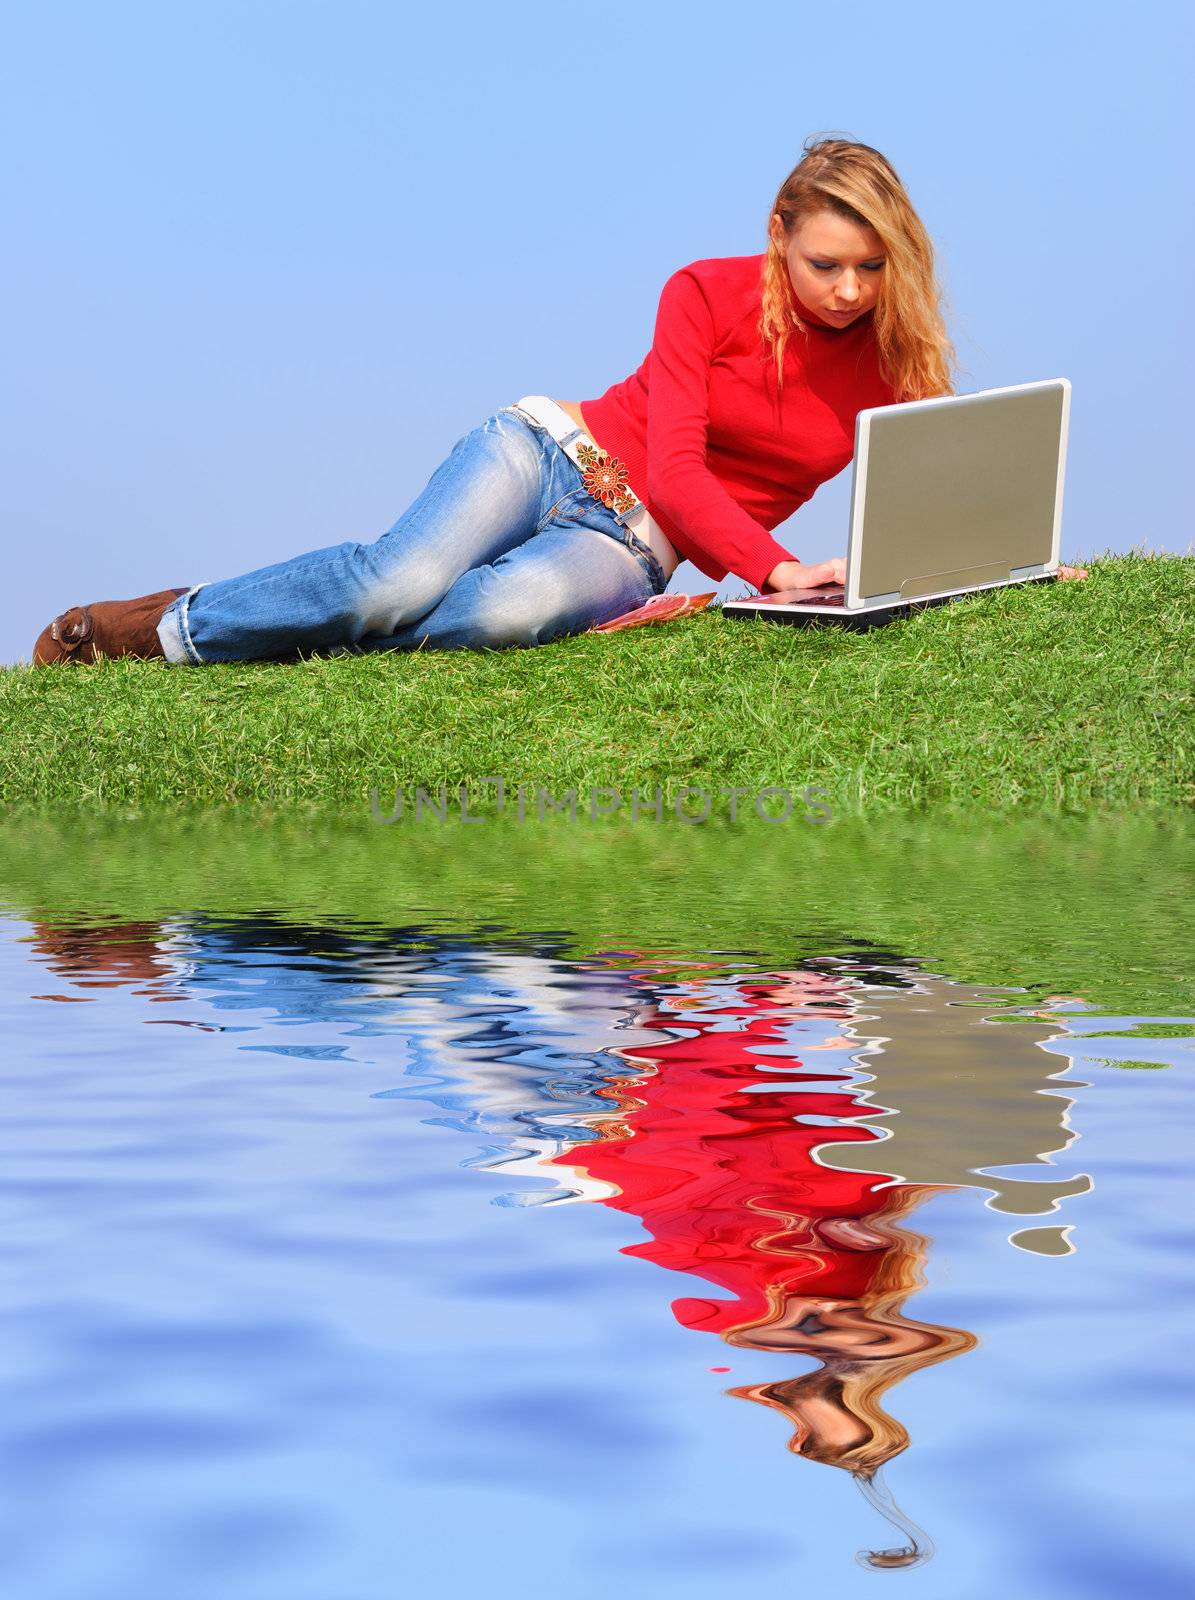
[157,407,669,664]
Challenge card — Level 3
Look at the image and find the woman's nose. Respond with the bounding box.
[838,271,861,303]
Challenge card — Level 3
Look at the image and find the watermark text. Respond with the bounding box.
[369,778,832,825]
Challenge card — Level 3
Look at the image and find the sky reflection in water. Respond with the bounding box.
[1,911,1193,1599]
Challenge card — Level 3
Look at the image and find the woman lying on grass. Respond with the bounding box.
[32,135,1085,668]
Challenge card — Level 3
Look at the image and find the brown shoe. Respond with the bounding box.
[32,588,191,666]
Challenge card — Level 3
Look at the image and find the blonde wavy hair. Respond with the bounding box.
[759,135,957,401]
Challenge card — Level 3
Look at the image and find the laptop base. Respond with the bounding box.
[721,574,1056,631]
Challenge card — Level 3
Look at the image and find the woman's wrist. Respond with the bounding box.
[763,557,846,593]
[763,559,803,593]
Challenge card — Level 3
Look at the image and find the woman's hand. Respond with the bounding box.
[762,558,1089,592]
[763,558,845,592]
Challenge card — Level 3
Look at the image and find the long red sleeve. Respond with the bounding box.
[643,267,798,592]
[579,254,898,592]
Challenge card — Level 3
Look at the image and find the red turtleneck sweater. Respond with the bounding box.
[579,254,898,592]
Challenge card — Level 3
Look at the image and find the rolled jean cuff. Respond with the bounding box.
[157,584,210,666]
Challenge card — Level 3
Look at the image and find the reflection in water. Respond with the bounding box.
[809,963,1093,1251]
[544,966,975,1570]
[22,914,1095,1569]
[27,919,188,1000]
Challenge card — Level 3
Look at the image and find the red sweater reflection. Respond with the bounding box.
[549,978,900,1336]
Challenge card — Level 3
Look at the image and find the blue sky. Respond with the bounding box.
[3,0,1192,665]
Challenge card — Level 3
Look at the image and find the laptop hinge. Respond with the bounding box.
[898,562,1011,600]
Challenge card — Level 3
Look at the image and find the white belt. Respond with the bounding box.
[509,394,680,581]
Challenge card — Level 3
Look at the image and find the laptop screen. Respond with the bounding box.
[851,381,1068,605]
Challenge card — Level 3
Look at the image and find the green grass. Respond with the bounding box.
[3,551,1191,814]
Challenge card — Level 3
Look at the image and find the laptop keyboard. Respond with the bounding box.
[766,587,847,607]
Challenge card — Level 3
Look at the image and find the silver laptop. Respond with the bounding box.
[722,378,1071,629]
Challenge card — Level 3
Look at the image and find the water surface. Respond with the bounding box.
[0,813,1191,1599]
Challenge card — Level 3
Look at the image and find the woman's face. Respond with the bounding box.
[770,208,886,327]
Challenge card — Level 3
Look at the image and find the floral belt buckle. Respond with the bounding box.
[576,440,639,516]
